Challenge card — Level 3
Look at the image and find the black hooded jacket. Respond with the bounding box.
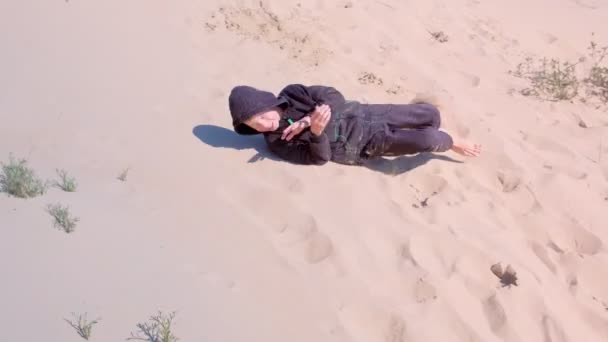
[263,84,387,166]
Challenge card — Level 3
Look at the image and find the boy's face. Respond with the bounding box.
[244,108,282,132]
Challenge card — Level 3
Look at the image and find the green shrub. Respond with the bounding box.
[0,155,47,198]
[584,41,608,103]
[128,311,178,342]
[65,312,100,340]
[54,169,78,192]
[510,57,579,101]
[510,39,608,104]
[47,203,79,233]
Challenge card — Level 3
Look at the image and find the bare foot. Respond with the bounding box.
[451,139,481,157]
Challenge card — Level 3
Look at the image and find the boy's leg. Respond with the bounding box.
[383,127,453,155]
[376,103,441,130]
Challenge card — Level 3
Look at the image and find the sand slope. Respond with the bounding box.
[2,0,608,341]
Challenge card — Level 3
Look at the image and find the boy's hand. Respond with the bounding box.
[282,117,311,141]
[310,104,331,136]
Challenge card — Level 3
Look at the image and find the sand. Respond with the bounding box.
[1,0,608,341]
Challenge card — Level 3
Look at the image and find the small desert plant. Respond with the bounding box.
[429,30,449,43]
[358,72,383,86]
[65,312,100,340]
[510,56,580,101]
[510,38,608,105]
[54,169,78,192]
[584,41,608,103]
[117,168,130,182]
[128,311,178,342]
[47,203,79,233]
[0,155,47,198]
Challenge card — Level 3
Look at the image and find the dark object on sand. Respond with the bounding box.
[491,262,519,287]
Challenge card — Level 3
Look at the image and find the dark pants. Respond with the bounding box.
[364,103,453,156]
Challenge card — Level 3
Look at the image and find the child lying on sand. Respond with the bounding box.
[228,84,481,165]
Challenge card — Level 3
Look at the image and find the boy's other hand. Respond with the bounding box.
[310,104,331,136]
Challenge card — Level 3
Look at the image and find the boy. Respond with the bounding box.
[228,84,480,165]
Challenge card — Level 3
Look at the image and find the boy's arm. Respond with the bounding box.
[266,132,331,165]
[307,85,346,108]
[279,84,346,111]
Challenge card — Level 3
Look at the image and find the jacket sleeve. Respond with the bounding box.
[279,84,346,112]
[266,132,331,165]
[307,85,346,108]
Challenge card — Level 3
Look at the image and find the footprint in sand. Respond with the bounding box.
[379,41,400,57]
[306,231,334,264]
[276,213,334,264]
[541,315,568,342]
[569,0,600,9]
[414,278,437,303]
[206,2,330,67]
[399,241,419,267]
[470,18,520,60]
[385,315,407,342]
[581,305,608,337]
[482,294,527,341]
[496,169,522,193]
[542,32,559,44]
[459,71,481,88]
[276,213,317,243]
[520,132,577,158]
[548,214,603,256]
[408,174,449,206]
[336,304,408,342]
[271,170,306,194]
[482,294,507,336]
[509,184,542,216]
[530,242,557,274]
[547,240,565,255]
[233,186,334,265]
[565,218,603,256]
[533,212,603,258]
[406,235,452,277]
[568,275,579,295]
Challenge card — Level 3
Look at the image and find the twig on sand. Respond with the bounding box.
[374,0,396,10]
[117,168,130,182]
[409,184,438,208]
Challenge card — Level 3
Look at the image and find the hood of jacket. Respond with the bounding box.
[228,85,288,135]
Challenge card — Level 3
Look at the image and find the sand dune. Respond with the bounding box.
[1,0,608,341]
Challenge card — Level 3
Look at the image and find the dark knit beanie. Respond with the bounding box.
[229,85,288,135]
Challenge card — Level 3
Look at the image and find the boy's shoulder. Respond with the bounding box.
[278,83,341,94]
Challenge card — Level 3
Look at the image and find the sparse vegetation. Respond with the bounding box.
[65,312,100,340]
[0,155,47,198]
[429,30,449,43]
[47,203,79,233]
[510,38,608,105]
[510,56,580,101]
[128,311,178,342]
[386,84,402,95]
[358,72,384,86]
[117,168,130,182]
[584,41,608,103]
[54,169,78,192]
